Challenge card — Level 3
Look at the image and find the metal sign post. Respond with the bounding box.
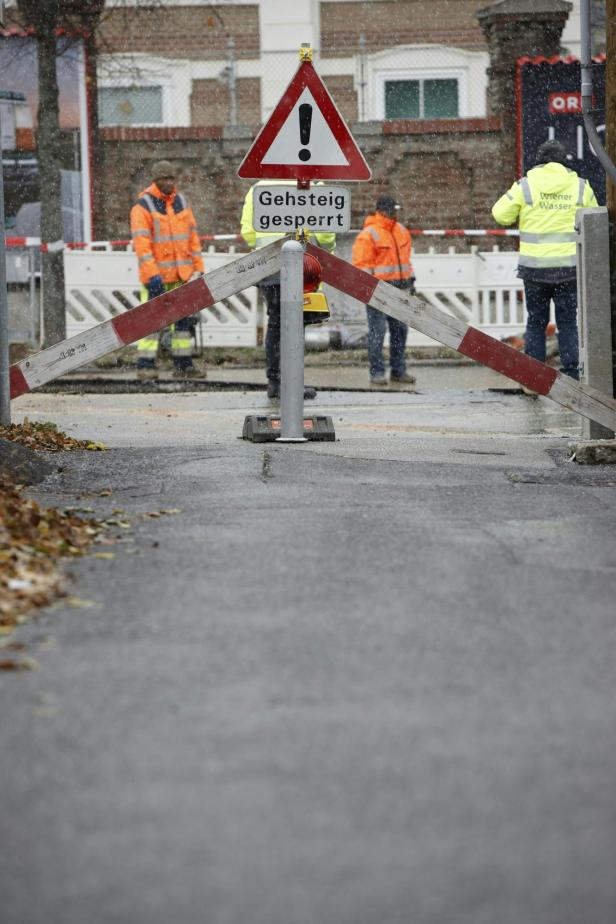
[238,42,369,444]
[277,240,307,442]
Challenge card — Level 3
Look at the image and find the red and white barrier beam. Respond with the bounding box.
[9,240,284,400]
[309,243,616,433]
[11,237,616,433]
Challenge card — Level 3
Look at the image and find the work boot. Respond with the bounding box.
[267,382,317,400]
[391,371,416,384]
[172,364,203,379]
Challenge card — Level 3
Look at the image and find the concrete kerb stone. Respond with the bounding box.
[569,440,616,465]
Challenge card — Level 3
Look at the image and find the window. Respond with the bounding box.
[384,78,459,120]
[99,86,164,126]
[363,46,488,122]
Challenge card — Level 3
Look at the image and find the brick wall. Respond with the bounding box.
[191,79,261,127]
[346,119,504,239]
[322,75,358,124]
[320,0,487,56]
[98,118,506,250]
[97,4,259,59]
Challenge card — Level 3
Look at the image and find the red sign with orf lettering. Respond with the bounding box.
[548,92,583,114]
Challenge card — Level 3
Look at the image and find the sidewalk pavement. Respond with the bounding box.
[13,384,579,457]
[4,385,616,924]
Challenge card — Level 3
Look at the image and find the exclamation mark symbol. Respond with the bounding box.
[298,103,312,162]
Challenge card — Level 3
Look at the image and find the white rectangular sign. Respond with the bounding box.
[253,185,350,233]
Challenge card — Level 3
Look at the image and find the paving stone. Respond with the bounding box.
[570,440,616,465]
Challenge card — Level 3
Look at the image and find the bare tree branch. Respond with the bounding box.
[7,0,230,341]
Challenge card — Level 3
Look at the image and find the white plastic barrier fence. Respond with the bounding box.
[7,235,528,348]
[64,246,258,346]
[61,243,526,347]
[413,247,525,344]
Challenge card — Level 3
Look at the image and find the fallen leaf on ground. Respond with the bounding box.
[0,657,37,671]
[0,420,108,452]
[1,477,116,622]
[65,597,97,609]
[8,578,31,590]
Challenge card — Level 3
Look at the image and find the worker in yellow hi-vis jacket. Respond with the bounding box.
[492,139,597,380]
[240,180,335,400]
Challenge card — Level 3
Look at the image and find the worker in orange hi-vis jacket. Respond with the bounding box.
[352,194,416,388]
[130,160,205,380]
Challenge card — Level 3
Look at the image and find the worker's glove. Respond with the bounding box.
[146,275,165,299]
[189,271,204,282]
[398,277,416,294]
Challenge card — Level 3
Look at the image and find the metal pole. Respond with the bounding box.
[28,246,36,344]
[577,207,614,439]
[358,34,367,123]
[580,0,616,186]
[277,239,306,442]
[228,36,238,128]
[0,102,10,424]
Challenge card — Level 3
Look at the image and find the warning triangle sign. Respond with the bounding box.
[238,60,371,181]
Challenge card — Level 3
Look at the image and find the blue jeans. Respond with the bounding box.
[366,305,408,378]
[523,278,579,379]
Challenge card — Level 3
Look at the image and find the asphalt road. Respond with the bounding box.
[2,388,616,924]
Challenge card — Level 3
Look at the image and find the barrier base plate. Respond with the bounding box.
[242,415,336,443]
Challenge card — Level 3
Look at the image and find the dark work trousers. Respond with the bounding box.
[523,278,579,379]
[262,284,282,385]
[366,306,408,378]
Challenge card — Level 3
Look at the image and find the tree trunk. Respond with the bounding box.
[607,0,616,395]
[36,27,66,346]
[84,30,104,240]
